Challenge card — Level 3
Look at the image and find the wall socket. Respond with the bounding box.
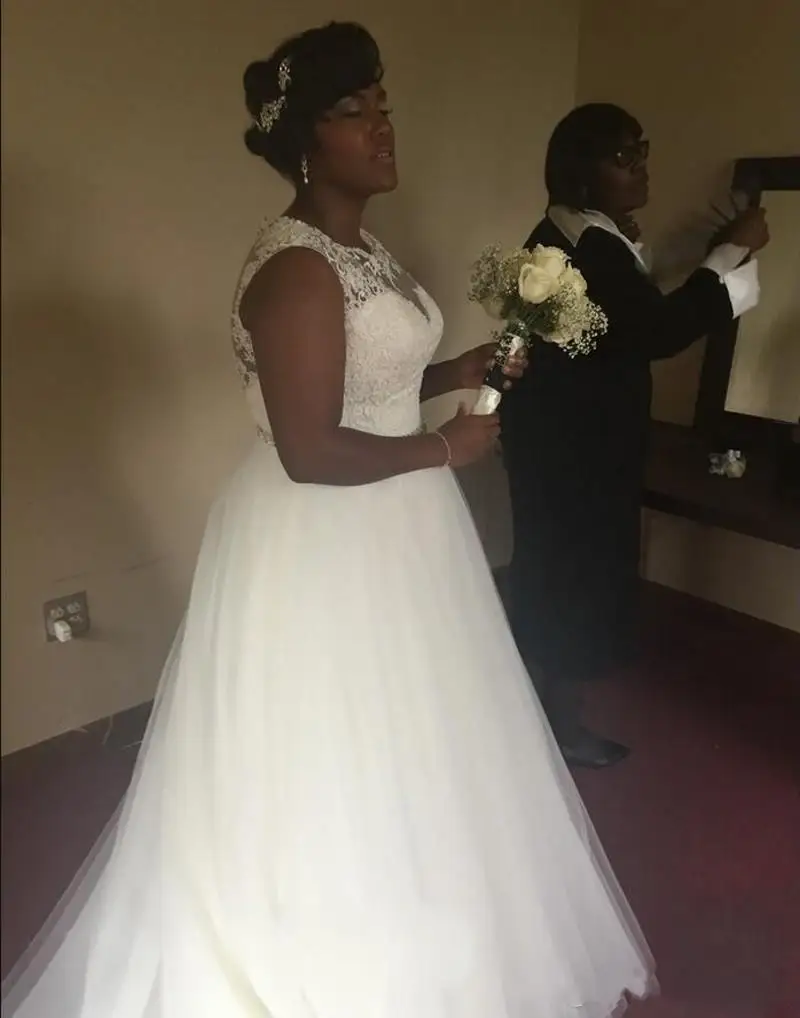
[43,591,91,642]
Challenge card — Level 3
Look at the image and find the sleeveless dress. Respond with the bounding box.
[2,217,655,1018]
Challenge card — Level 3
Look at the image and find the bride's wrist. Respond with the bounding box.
[431,430,452,467]
[421,360,460,401]
[448,354,473,392]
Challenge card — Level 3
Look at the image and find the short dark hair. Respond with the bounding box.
[545,103,642,208]
[243,22,383,182]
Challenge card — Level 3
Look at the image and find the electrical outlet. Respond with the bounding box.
[43,591,90,642]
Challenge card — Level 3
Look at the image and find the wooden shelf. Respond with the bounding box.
[643,421,800,550]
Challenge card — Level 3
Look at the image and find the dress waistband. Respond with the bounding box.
[257,424,426,446]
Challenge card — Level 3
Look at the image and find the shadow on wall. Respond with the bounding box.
[1,164,191,749]
[649,164,734,288]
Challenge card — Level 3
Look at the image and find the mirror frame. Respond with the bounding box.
[693,155,800,443]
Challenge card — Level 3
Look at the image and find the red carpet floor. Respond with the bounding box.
[2,584,799,1016]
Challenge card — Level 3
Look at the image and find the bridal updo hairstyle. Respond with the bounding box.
[545,103,643,209]
[243,22,384,183]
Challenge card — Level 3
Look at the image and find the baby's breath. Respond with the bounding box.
[469,245,608,357]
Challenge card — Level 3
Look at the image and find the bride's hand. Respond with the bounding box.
[455,343,528,391]
[438,405,501,467]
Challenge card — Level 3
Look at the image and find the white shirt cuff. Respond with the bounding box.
[703,242,750,276]
[721,259,760,319]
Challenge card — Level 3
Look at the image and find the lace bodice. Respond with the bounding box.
[231,217,444,443]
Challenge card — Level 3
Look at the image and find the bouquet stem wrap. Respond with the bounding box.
[471,330,526,416]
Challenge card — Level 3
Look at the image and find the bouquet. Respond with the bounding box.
[468,244,609,414]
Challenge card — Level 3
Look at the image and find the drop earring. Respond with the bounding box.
[300,155,309,185]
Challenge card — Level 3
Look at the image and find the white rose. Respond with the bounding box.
[530,245,569,280]
[561,265,587,298]
[519,263,558,304]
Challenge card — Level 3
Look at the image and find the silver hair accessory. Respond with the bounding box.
[257,56,292,133]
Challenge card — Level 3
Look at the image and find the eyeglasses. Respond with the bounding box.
[612,139,650,169]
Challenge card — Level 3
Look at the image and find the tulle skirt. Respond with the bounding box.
[3,441,655,1017]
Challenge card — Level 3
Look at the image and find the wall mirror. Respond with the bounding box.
[695,156,800,442]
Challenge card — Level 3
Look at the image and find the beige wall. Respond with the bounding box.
[5,0,797,756]
[576,0,800,632]
[1,0,581,752]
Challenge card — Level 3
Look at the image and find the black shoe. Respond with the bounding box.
[559,728,630,769]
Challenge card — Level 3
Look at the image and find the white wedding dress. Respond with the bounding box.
[3,217,655,1017]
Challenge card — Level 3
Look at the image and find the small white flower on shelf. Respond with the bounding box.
[708,449,747,479]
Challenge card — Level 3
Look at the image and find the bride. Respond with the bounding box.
[3,21,655,1018]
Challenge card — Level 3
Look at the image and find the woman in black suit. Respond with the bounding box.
[500,104,768,768]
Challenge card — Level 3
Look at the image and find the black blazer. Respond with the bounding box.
[501,215,733,482]
[499,215,734,679]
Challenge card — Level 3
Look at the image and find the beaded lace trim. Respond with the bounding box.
[231,217,403,388]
